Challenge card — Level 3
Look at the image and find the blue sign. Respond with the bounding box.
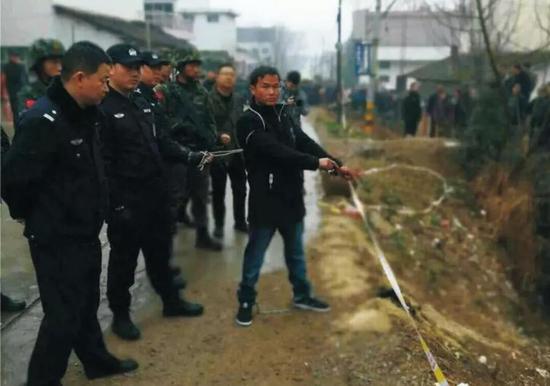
[354,42,371,76]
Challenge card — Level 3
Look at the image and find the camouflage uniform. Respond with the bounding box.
[16,39,65,121]
[155,53,222,249]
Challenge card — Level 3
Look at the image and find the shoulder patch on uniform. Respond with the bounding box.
[114,113,125,119]
[143,108,151,113]
[70,138,83,146]
[25,99,36,109]
[42,113,55,122]
[154,88,165,102]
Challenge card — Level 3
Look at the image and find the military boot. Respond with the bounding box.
[163,297,204,317]
[111,312,141,341]
[195,227,222,251]
[1,293,26,312]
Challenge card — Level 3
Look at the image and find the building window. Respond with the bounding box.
[207,14,219,23]
[379,75,390,82]
[163,3,173,12]
[144,3,153,11]
[379,61,391,69]
[183,14,194,21]
[261,47,269,54]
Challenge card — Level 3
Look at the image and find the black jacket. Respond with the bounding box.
[402,91,421,123]
[100,87,180,208]
[1,76,108,242]
[236,100,334,227]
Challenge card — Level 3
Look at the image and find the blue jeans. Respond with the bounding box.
[238,221,311,304]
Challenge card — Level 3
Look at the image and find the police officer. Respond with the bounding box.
[208,63,248,238]
[101,44,205,341]
[156,52,222,251]
[0,126,27,313]
[16,39,65,119]
[2,41,138,386]
[138,51,188,290]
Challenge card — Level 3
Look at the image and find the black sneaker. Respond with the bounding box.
[293,296,331,312]
[235,302,253,327]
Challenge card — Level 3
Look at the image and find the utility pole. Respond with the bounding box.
[145,19,152,50]
[365,0,381,134]
[336,0,344,127]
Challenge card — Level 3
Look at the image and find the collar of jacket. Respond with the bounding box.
[46,76,98,122]
[176,78,200,91]
[248,98,287,121]
[137,83,154,101]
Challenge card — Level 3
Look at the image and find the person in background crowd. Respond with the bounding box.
[0,126,27,313]
[2,51,28,119]
[16,39,65,119]
[401,82,421,137]
[203,69,217,91]
[510,63,533,100]
[281,70,309,127]
[427,85,452,137]
[208,63,248,238]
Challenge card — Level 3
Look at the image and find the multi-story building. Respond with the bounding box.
[351,8,467,90]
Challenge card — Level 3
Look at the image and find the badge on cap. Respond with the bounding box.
[129,48,137,56]
[153,54,158,59]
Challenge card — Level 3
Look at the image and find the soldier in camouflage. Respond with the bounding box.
[156,52,223,251]
[16,39,65,121]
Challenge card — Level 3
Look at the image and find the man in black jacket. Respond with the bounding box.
[209,63,248,238]
[401,82,421,137]
[2,41,137,386]
[234,66,353,326]
[101,44,205,341]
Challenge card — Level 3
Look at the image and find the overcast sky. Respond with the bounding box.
[53,0,451,55]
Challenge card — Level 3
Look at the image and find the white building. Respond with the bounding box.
[1,0,192,58]
[351,9,467,90]
[180,10,237,55]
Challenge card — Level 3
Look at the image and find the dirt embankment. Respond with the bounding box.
[308,107,550,385]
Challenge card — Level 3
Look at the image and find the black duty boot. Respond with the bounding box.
[163,297,204,317]
[195,227,222,251]
[178,210,196,228]
[1,293,26,312]
[234,222,249,233]
[85,357,139,380]
[172,274,187,290]
[213,225,224,238]
[111,312,141,341]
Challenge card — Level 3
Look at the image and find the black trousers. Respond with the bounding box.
[27,239,115,386]
[107,190,177,313]
[404,119,419,136]
[210,157,247,228]
[184,166,210,229]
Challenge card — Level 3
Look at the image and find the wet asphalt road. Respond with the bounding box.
[0,119,322,386]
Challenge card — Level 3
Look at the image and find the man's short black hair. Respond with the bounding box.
[217,62,235,72]
[61,41,111,82]
[249,66,280,86]
[286,70,301,85]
